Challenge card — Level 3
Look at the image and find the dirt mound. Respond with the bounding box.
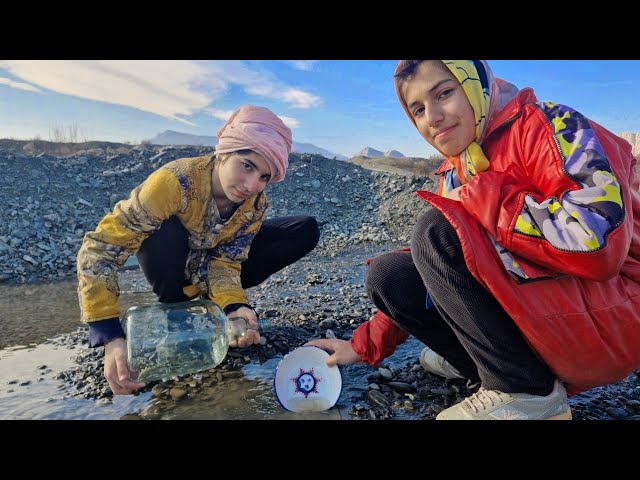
[0,139,143,158]
[0,144,439,285]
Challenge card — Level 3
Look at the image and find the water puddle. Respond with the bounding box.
[0,276,157,350]
[149,337,424,420]
[1,321,619,420]
[156,358,343,420]
[0,261,429,420]
[0,327,425,420]
[0,338,150,419]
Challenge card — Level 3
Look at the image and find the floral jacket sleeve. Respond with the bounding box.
[77,168,183,322]
[77,155,268,322]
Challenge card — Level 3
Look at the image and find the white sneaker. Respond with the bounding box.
[419,346,466,380]
[436,379,572,420]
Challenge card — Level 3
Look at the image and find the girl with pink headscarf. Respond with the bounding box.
[77,105,320,395]
[309,60,640,420]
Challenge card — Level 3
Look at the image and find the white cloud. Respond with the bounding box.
[243,84,321,109]
[205,107,299,129]
[285,60,318,71]
[0,76,41,92]
[206,108,237,122]
[0,60,209,123]
[204,61,322,109]
[280,89,321,109]
[0,60,322,123]
[278,115,300,129]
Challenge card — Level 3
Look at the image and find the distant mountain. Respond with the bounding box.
[384,150,405,158]
[150,130,347,160]
[152,130,217,146]
[620,132,640,157]
[356,147,407,158]
[292,142,348,160]
[357,147,384,157]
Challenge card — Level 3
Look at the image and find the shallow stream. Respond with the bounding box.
[0,277,425,420]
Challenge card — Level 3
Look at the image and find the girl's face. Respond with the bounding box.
[216,151,272,203]
[400,60,476,157]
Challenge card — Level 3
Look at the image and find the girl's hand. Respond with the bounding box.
[227,306,261,348]
[304,338,365,367]
[103,337,146,395]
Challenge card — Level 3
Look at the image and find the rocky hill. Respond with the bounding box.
[151,130,219,147]
[356,147,384,157]
[620,132,640,157]
[350,154,444,178]
[384,150,405,158]
[151,130,348,161]
[356,147,408,159]
[3,135,635,288]
[0,140,436,285]
[290,141,349,161]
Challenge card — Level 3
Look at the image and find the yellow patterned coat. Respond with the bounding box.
[76,155,268,323]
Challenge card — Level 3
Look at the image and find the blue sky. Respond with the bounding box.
[1,60,640,159]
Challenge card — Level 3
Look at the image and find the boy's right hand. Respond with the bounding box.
[103,337,146,395]
[304,338,365,367]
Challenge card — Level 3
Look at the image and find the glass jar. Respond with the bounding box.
[123,299,228,383]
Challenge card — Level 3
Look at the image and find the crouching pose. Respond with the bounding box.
[309,60,640,420]
[78,105,320,395]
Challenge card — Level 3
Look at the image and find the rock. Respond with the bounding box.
[367,389,391,408]
[387,381,416,394]
[169,388,187,401]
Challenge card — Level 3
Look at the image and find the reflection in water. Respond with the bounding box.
[0,276,348,420]
[0,274,158,350]
[0,339,150,419]
[0,332,603,420]
[0,280,83,350]
[0,340,345,420]
[154,358,343,420]
[155,339,427,421]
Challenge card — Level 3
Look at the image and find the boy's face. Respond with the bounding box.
[400,60,476,157]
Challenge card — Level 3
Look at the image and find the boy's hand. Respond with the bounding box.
[304,338,364,367]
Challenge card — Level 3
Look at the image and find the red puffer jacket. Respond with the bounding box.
[352,88,640,395]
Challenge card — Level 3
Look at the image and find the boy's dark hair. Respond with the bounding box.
[393,60,424,83]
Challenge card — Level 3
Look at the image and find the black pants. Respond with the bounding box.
[365,208,555,395]
[136,215,320,304]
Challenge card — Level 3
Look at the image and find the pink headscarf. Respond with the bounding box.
[216,105,292,183]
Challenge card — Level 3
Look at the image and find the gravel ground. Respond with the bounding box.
[1,139,638,420]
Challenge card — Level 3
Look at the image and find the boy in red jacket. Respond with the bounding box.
[308,60,640,420]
